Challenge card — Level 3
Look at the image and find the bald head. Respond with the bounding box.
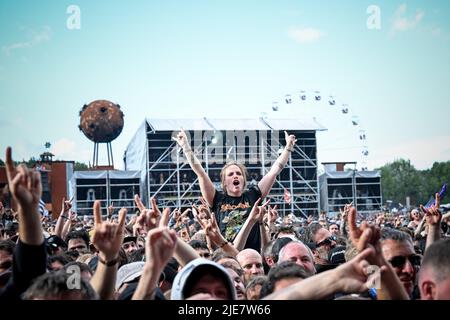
[237,249,264,283]
[278,241,316,277]
[419,239,450,300]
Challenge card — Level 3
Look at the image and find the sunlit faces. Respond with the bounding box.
[67,238,88,254]
[196,248,212,259]
[225,268,246,300]
[122,241,138,255]
[237,249,264,284]
[314,228,336,253]
[223,165,245,196]
[329,224,339,236]
[217,257,242,272]
[382,239,417,296]
[419,267,450,300]
[278,242,316,277]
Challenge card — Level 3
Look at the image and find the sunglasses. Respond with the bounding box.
[316,236,337,247]
[388,254,421,269]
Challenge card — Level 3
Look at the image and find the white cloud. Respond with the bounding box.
[391,4,424,32]
[431,26,442,37]
[2,26,51,55]
[51,138,91,163]
[288,27,325,43]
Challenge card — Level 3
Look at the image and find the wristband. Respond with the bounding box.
[98,255,119,267]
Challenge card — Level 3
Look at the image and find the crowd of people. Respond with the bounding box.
[1,130,449,301]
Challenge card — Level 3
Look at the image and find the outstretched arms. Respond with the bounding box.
[258,131,297,198]
[173,129,216,206]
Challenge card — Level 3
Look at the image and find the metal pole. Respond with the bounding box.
[260,131,265,179]
[146,130,151,208]
[107,143,111,167]
[96,143,99,167]
[205,132,209,175]
[106,169,110,214]
[176,144,181,209]
[289,151,294,215]
[353,169,356,210]
[110,143,114,168]
[314,133,320,216]
[93,143,97,168]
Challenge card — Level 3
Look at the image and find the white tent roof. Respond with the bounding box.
[145,117,326,131]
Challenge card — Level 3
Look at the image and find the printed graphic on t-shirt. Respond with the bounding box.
[222,209,247,241]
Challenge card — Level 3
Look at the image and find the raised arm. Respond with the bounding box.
[233,199,269,252]
[348,207,409,300]
[90,201,127,300]
[258,131,296,198]
[132,227,177,300]
[193,202,238,257]
[55,197,71,237]
[339,205,351,237]
[61,211,76,240]
[422,193,442,251]
[1,147,46,299]
[264,248,376,300]
[5,147,43,245]
[133,195,200,267]
[173,129,216,206]
[413,215,427,237]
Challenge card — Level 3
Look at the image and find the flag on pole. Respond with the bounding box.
[424,183,447,209]
[284,188,292,204]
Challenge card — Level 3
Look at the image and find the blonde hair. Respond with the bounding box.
[220,161,248,194]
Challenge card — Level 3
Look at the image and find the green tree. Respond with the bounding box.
[421,161,450,204]
[74,162,88,170]
[379,159,424,206]
[379,159,450,207]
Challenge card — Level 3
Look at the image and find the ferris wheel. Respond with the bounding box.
[261,89,370,171]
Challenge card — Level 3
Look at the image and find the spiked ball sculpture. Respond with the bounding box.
[79,100,124,143]
[79,100,124,167]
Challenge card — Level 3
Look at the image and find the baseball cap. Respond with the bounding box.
[123,236,137,244]
[171,258,236,300]
[328,245,346,265]
[115,261,145,291]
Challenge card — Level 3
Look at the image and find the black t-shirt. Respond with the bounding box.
[211,185,262,252]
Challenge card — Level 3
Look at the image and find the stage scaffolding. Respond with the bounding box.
[124,118,326,217]
[319,167,382,216]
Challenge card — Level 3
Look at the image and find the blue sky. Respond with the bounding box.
[0,0,449,170]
